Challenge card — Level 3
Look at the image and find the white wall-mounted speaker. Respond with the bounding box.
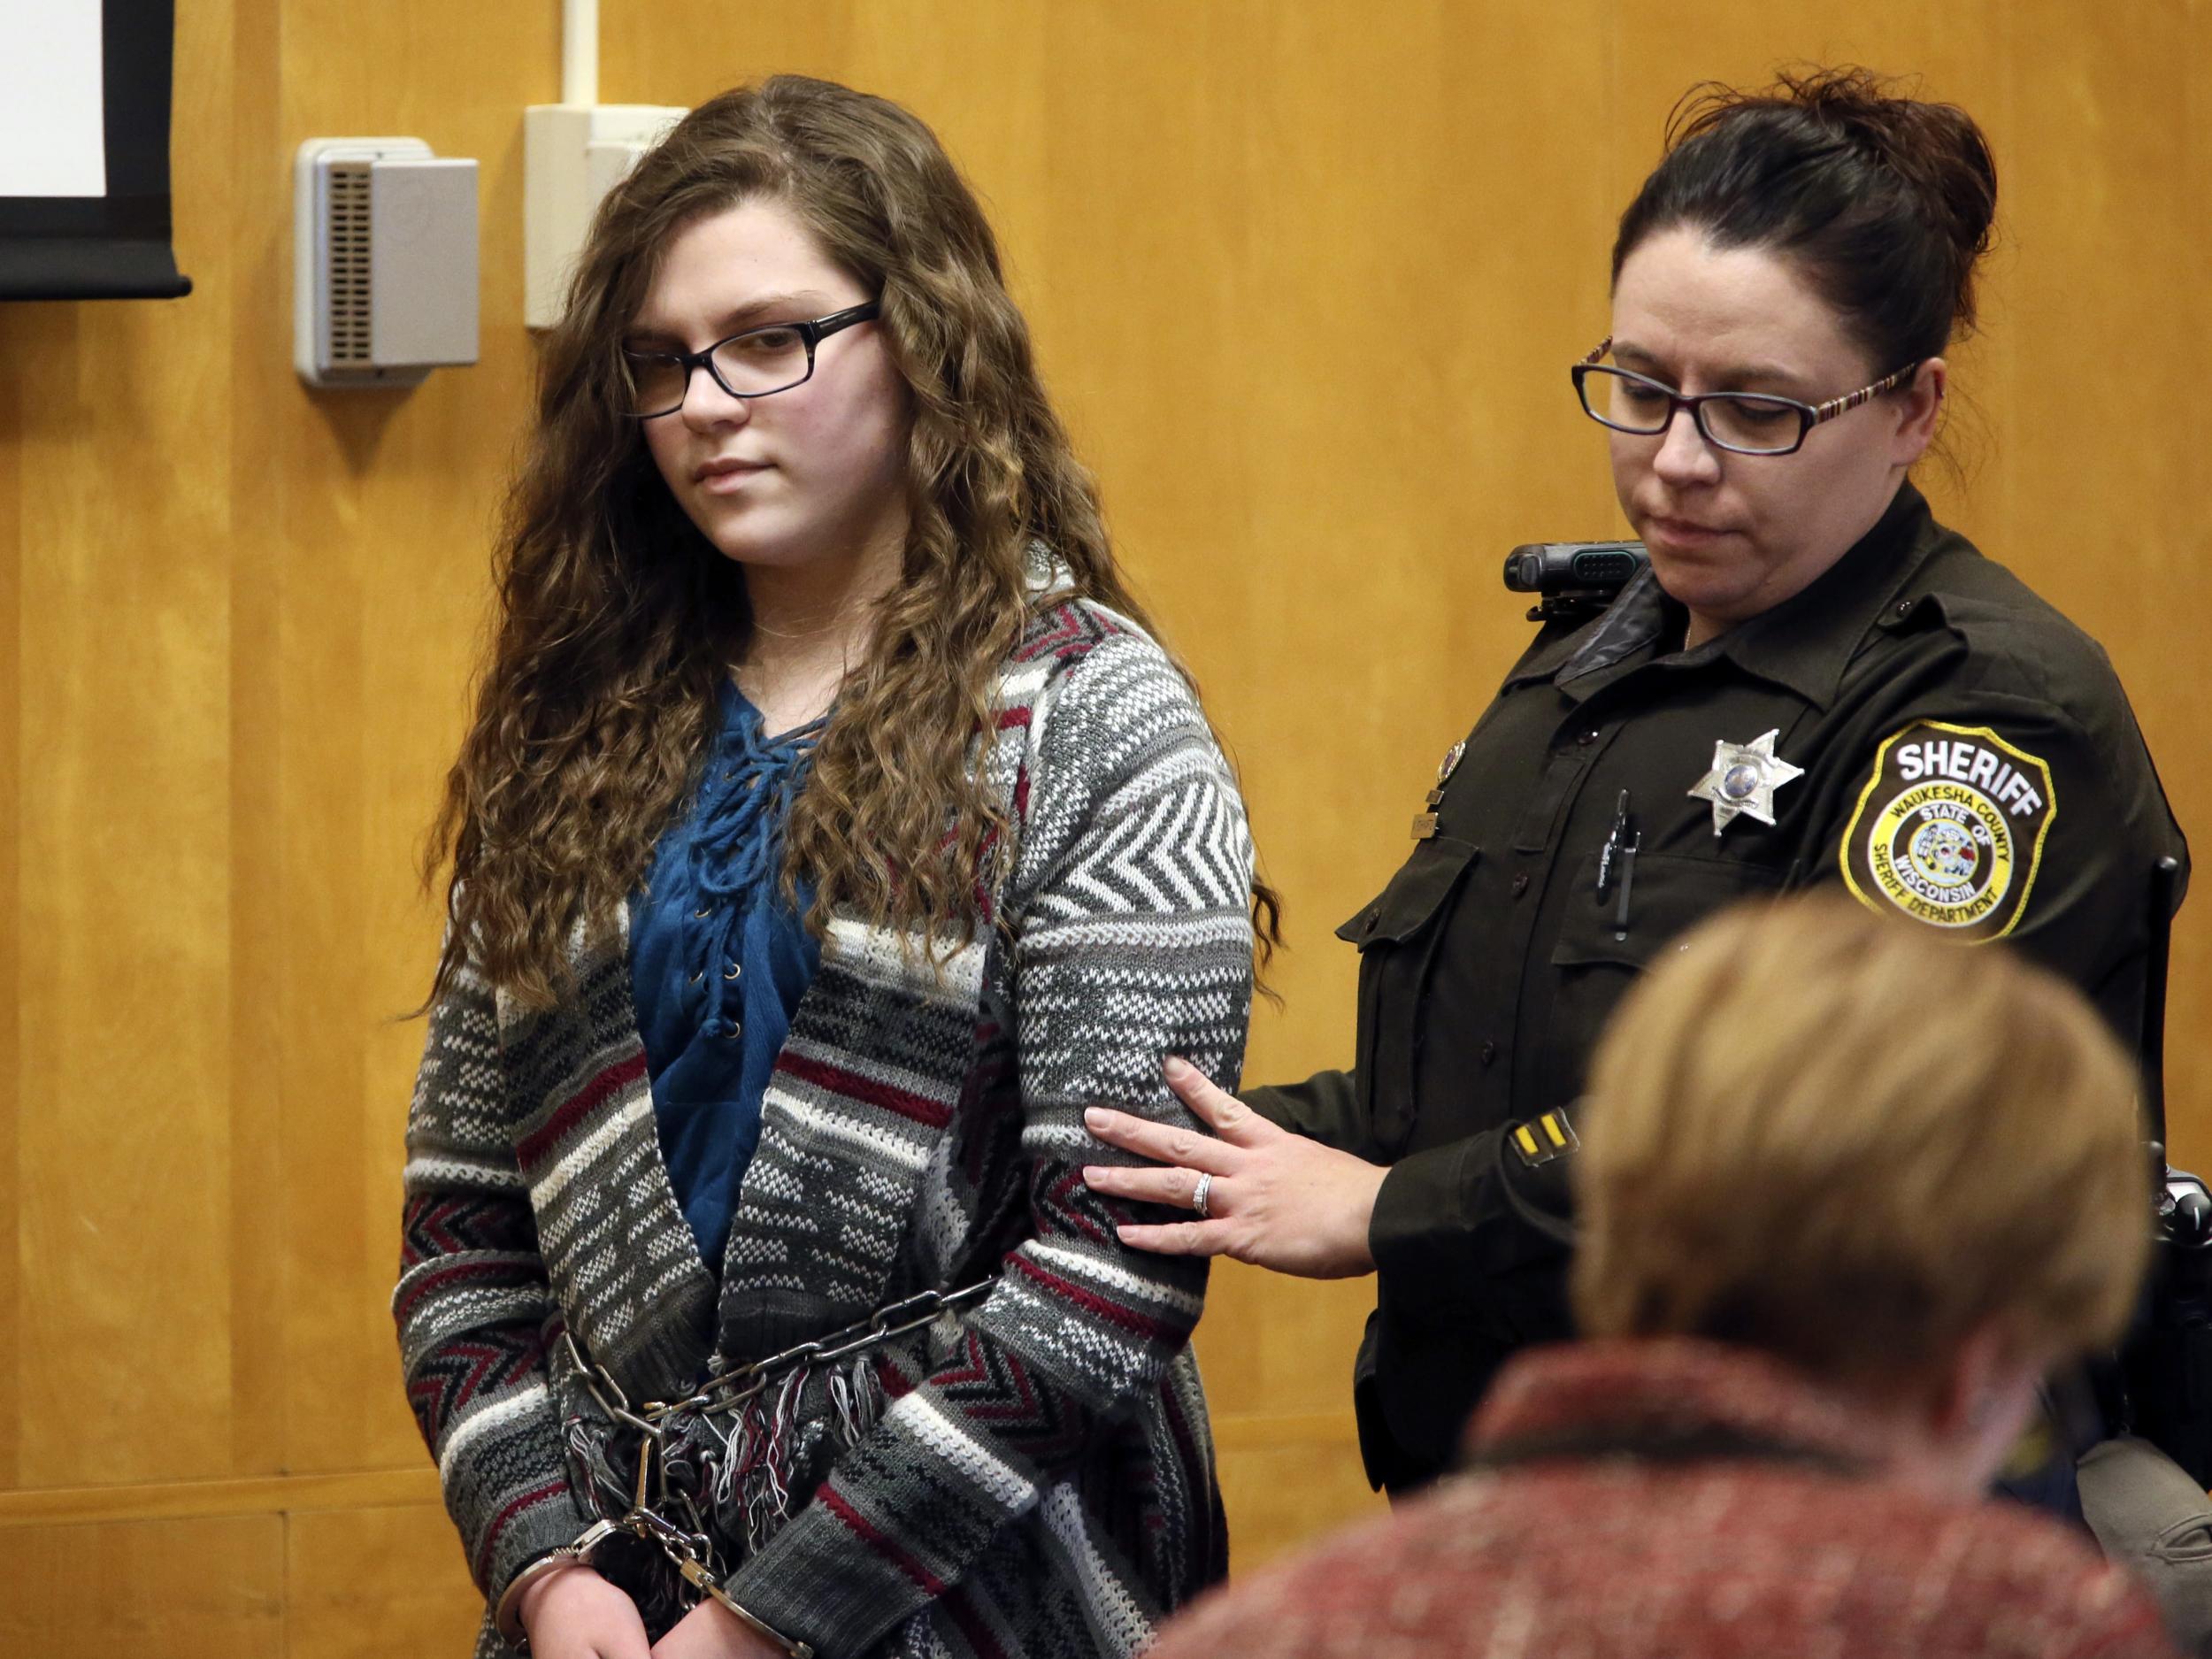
[294,137,480,389]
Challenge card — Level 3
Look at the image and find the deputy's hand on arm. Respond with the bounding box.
[649,1599,787,1659]
[1082,1056,1388,1279]
[518,1565,655,1659]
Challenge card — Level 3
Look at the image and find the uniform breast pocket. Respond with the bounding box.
[1540,850,1783,1092]
[1335,835,1480,1148]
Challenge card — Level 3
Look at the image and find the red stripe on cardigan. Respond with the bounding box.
[1006,1253,1179,1343]
[820,1486,949,1594]
[1043,1167,1116,1247]
[515,1052,648,1165]
[1017,605,1085,660]
[873,1349,918,1401]
[1018,600,1125,662]
[407,1339,531,1418]
[944,1586,1015,1659]
[950,1345,1048,1432]
[473,1478,571,1582]
[779,1051,955,1130]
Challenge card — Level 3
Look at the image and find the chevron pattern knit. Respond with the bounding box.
[397,598,1254,1658]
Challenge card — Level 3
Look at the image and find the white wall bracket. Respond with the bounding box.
[524,104,686,330]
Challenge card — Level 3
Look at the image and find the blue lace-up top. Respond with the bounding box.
[630,680,825,1273]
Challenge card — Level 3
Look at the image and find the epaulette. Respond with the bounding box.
[1511,1108,1580,1168]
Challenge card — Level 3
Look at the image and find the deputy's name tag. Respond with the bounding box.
[1840,720,2055,941]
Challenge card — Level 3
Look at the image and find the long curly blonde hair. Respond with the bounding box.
[429,76,1275,1007]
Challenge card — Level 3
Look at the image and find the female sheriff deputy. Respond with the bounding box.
[1082,66,2189,1494]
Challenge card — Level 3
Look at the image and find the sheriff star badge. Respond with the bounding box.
[1688,728,1804,835]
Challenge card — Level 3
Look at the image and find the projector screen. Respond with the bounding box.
[0,0,189,300]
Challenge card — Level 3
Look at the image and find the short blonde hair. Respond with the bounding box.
[1572,895,2150,1395]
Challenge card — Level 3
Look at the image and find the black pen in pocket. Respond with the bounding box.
[1613,827,1640,941]
[1595,789,1632,899]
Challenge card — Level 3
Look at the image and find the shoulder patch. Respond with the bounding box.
[1839,721,2056,941]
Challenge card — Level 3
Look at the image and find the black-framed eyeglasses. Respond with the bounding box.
[1571,336,1920,457]
[621,302,881,419]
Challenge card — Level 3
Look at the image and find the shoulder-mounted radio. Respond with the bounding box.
[1502,540,1650,623]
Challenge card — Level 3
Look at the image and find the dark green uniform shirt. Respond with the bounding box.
[1248,482,2189,1494]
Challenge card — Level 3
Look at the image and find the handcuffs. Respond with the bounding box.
[494,1512,811,1655]
[495,1282,992,1655]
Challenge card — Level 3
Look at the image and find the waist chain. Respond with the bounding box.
[551,1282,993,1639]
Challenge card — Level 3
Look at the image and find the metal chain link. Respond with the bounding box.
[553,1281,993,1655]
[566,1281,991,1432]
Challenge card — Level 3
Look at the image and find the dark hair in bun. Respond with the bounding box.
[1612,65,1997,375]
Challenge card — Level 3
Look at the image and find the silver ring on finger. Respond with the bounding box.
[1192,1171,1213,1219]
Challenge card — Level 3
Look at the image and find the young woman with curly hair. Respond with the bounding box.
[396,75,1266,1659]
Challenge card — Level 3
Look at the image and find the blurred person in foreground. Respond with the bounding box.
[1147,894,2177,1659]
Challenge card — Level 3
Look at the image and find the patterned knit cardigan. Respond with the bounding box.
[396,598,1256,1659]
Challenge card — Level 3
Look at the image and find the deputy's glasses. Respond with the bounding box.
[1571,336,1920,457]
[621,302,880,419]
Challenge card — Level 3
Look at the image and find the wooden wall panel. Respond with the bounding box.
[227,0,295,1485]
[9,79,242,1490]
[0,1515,285,1657]
[288,1504,485,1659]
[3,0,2207,1647]
[2187,0,2212,1165]
[0,185,19,1501]
[2004,0,2211,1165]
[1210,1418,1382,1564]
[266,0,561,1480]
